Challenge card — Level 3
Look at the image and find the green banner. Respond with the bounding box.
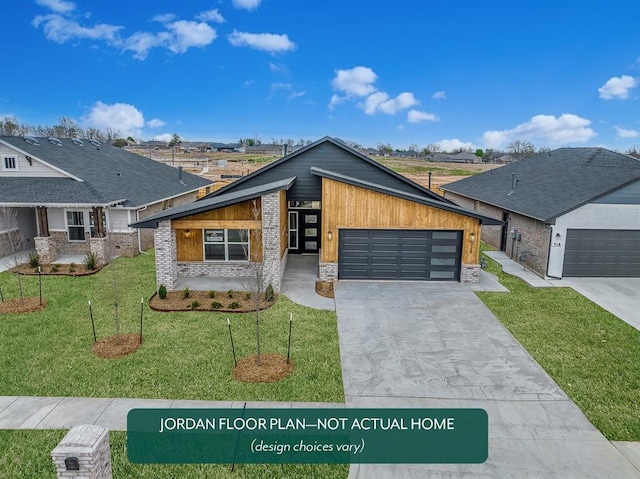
[128,408,487,464]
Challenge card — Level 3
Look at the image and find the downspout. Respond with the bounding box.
[136,206,149,255]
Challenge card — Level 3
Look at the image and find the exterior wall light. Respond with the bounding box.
[469,232,477,243]
[327,231,333,241]
[555,232,561,238]
[184,229,192,239]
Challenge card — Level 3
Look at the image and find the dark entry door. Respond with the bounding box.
[299,210,321,253]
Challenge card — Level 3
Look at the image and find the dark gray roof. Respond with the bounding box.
[441,148,640,222]
[0,177,122,206]
[0,136,211,208]
[131,177,296,228]
[206,136,450,203]
[310,167,502,225]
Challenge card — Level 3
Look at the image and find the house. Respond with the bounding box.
[441,147,640,278]
[245,144,285,155]
[430,152,481,163]
[0,136,212,265]
[132,137,502,291]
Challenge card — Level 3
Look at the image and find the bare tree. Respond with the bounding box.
[506,140,536,160]
[0,207,26,300]
[0,116,30,136]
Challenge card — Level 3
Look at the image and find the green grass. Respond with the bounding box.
[477,248,640,441]
[0,430,349,479]
[0,252,343,402]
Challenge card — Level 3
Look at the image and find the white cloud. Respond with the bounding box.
[363,92,389,114]
[147,118,165,129]
[432,90,447,100]
[152,13,177,23]
[614,125,640,139]
[35,0,76,14]
[269,62,288,74]
[363,92,418,115]
[328,94,346,110]
[81,101,145,137]
[228,31,296,53]
[287,91,306,100]
[407,109,438,123]
[196,9,225,23]
[154,133,173,142]
[232,0,261,10]
[32,14,122,44]
[437,139,476,152]
[123,32,167,60]
[164,20,217,54]
[482,113,597,148]
[331,66,377,97]
[598,75,638,99]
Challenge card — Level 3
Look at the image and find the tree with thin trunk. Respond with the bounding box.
[0,207,26,301]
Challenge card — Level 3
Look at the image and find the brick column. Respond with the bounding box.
[261,192,282,292]
[89,236,110,266]
[460,264,481,283]
[34,236,57,264]
[154,220,177,291]
[51,424,112,479]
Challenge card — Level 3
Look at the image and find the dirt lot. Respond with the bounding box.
[129,149,502,192]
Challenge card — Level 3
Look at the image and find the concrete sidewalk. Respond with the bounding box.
[281,254,335,310]
[0,396,344,431]
[483,250,556,287]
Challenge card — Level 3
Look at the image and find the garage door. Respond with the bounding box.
[338,229,462,280]
[563,229,640,277]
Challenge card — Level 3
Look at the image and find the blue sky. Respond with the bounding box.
[2,0,640,151]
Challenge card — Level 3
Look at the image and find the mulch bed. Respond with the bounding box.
[92,333,141,359]
[315,281,335,298]
[0,297,46,314]
[232,353,295,382]
[11,263,101,276]
[149,290,277,313]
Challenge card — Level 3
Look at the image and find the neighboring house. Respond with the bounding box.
[132,137,501,292]
[441,148,640,278]
[245,144,285,155]
[0,136,212,265]
[430,152,481,163]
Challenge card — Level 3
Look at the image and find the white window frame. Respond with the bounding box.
[65,210,87,242]
[2,156,18,171]
[288,211,298,249]
[203,229,250,262]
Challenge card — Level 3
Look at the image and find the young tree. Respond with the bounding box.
[0,207,26,300]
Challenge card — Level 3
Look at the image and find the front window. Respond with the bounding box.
[66,211,85,241]
[288,201,321,209]
[204,229,249,261]
[3,156,17,171]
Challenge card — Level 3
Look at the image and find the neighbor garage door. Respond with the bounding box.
[338,229,462,280]
[563,229,640,277]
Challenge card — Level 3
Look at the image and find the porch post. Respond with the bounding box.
[92,207,106,238]
[36,206,49,237]
[34,206,57,264]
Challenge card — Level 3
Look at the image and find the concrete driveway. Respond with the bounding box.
[335,281,639,478]
[555,277,640,331]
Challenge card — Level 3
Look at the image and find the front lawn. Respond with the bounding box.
[0,252,344,402]
[477,249,640,441]
[0,430,349,479]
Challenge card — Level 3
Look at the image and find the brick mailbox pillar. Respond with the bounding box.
[51,424,112,479]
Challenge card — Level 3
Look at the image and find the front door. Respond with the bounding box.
[293,210,320,253]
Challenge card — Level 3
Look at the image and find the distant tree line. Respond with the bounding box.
[0,116,130,144]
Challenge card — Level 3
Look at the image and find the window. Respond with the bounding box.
[66,211,85,241]
[288,201,321,209]
[89,211,108,238]
[204,229,249,261]
[3,156,17,171]
[288,211,298,249]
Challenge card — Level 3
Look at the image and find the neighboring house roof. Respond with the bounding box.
[206,136,450,203]
[310,167,502,225]
[131,177,296,229]
[0,136,211,208]
[441,147,640,223]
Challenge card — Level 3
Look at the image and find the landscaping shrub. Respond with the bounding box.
[227,290,234,299]
[211,301,223,310]
[182,287,190,299]
[50,264,60,273]
[83,252,98,270]
[28,252,40,269]
[69,262,76,273]
[189,300,200,310]
[208,290,216,298]
[245,292,252,300]
[229,301,240,310]
[265,283,275,302]
[158,285,167,300]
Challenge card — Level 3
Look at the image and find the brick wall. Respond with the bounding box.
[51,424,112,479]
[319,262,338,281]
[461,264,480,283]
[34,236,58,264]
[154,220,177,290]
[261,192,283,292]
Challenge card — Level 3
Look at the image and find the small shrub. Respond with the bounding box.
[28,252,40,269]
[229,301,240,310]
[245,292,252,300]
[189,300,200,310]
[69,262,76,273]
[265,283,275,302]
[211,301,223,310]
[208,290,216,298]
[158,285,167,300]
[227,290,234,299]
[50,264,60,273]
[83,251,98,270]
[182,287,190,299]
